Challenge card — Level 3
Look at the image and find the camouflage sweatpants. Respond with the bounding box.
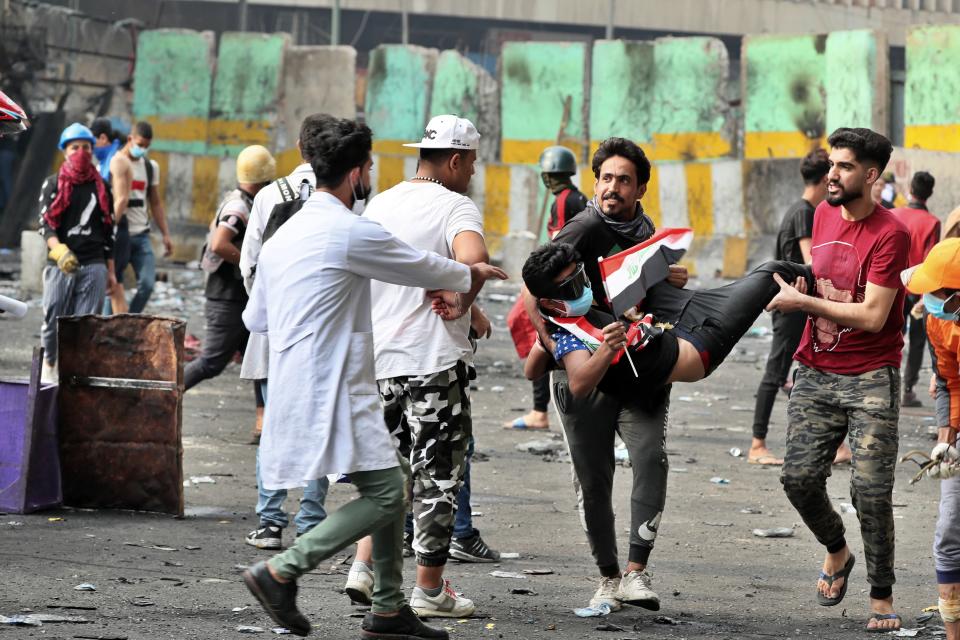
[378,360,472,567]
[781,364,900,588]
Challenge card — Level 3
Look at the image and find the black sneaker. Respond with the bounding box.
[402,530,414,557]
[245,525,283,550]
[242,561,311,637]
[361,605,449,639]
[449,533,500,563]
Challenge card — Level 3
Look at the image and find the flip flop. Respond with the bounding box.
[865,613,901,632]
[816,553,855,606]
[748,454,783,465]
[503,418,549,430]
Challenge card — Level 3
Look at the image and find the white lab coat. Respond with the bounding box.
[243,191,472,489]
[238,163,315,381]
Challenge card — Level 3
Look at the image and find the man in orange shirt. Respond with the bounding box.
[892,171,940,407]
[904,238,960,640]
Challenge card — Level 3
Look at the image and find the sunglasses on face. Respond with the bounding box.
[549,262,589,300]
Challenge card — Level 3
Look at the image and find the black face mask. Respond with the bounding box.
[546,262,589,299]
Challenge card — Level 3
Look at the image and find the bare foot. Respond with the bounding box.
[817,547,850,600]
[834,441,852,465]
[748,439,783,465]
[865,596,900,631]
[504,410,549,430]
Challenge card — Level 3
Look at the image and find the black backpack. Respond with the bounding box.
[262,177,312,244]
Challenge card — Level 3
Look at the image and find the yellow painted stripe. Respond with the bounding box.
[190,156,221,224]
[578,166,594,200]
[483,165,511,255]
[275,148,302,178]
[721,236,749,279]
[904,124,960,153]
[208,119,272,147]
[744,131,823,159]
[376,155,405,194]
[684,163,713,237]
[649,132,731,162]
[141,116,209,143]
[502,139,585,165]
[372,140,419,156]
[644,164,662,228]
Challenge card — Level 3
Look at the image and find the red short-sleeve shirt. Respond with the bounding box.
[793,202,910,375]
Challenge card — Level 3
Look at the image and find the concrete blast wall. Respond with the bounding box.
[430,50,500,163]
[905,25,960,152]
[365,45,438,155]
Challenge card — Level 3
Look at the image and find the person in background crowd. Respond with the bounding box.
[749,148,829,465]
[37,123,116,382]
[892,171,940,407]
[106,121,172,314]
[90,117,120,182]
[184,145,276,391]
[505,144,588,431]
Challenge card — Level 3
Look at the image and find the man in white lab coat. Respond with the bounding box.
[241,115,506,639]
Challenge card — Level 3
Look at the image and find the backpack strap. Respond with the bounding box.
[276,177,296,203]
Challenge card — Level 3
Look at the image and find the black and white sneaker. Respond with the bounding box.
[245,525,283,550]
[449,533,500,563]
[402,530,414,557]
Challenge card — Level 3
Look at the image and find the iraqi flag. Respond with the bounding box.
[545,311,645,365]
[598,228,693,318]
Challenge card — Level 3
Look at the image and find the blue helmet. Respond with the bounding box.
[58,122,96,150]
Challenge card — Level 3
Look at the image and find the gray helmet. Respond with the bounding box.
[539,145,577,175]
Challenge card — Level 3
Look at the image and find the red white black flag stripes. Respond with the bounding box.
[598,228,694,318]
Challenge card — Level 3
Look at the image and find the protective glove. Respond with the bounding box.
[48,244,79,274]
[932,442,960,463]
[927,461,960,480]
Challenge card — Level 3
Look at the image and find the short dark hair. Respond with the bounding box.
[911,170,935,201]
[591,137,651,185]
[300,114,372,189]
[133,121,153,140]
[522,242,581,298]
[90,117,113,140]
[419,147,462,164]
[800,148,830,185]
[826,127,893,173]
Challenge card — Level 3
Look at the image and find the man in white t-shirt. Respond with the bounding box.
[356,116,494,618]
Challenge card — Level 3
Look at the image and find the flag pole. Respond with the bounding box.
[623,347,639,377]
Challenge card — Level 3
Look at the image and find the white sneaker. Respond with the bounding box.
[409,580,475,618]
[590,575,623,611]
[617,569,660,610]
[344,561,374,605]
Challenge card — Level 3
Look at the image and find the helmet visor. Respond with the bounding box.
[548,262,589,300]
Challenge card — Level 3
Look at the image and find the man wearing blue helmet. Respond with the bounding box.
[37,123,116,381]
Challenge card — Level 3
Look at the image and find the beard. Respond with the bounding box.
[826,183,863,207]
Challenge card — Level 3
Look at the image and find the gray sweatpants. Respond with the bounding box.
[552,371,670,576]
[930,348,960,584]
[41,263,107,364]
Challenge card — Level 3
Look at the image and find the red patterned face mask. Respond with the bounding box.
[44,148,112,230]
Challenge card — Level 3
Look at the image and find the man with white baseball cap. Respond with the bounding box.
[343,115,497,618]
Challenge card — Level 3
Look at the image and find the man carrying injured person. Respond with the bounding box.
[522,241,814,397]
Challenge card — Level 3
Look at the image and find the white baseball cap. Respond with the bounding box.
[403,114,480,150]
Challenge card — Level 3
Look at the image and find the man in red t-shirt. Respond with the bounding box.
[891,171,940,407]
[766,127,910,633]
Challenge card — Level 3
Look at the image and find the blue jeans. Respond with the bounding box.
[127,231,156,313]
[255,381,329,533]
[405,436,476,540]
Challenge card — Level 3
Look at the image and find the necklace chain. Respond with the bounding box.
[410,176,444,187]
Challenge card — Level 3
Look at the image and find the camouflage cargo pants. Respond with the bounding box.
[781,364,900,588]
[378,361,472,567]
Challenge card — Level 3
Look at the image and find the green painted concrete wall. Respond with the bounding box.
[825,30,880,133]
[429,50,499,161]
[743,34,826,157]
[365,45,437,149]
[590,38,729,161]
[132,30,214,154]
[905,25,960,127]
[209,32,287,155]
[500,41,586,163]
